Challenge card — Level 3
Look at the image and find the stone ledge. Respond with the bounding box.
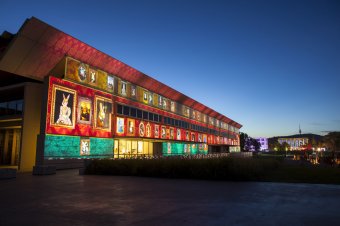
[32,165,56,175]
[0,168,17,179]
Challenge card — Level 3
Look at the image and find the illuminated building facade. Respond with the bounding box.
[278,137,309,151]
[255,137,268,151]
[0,17,242,171]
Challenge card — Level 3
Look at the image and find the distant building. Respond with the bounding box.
[268,134,323,151]
[255,137,268,151]
[278,137,308,151]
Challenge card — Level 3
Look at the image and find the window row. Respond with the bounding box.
[117,104,226,136]
[0,100,23,116]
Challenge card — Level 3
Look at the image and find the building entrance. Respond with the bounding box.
[0,129,21,166]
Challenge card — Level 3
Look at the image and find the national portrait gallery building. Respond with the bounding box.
[0,17,242,172]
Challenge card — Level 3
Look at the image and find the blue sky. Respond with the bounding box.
[1,0,339,137]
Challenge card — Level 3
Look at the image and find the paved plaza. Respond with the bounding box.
[1,169,340,225]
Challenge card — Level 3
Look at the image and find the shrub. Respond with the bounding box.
[84,157,281,181]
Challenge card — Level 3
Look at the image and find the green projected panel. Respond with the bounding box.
[44,134,114,158]
[89,137,114,156]
[191,144,198,154]
[162,142,206,156]
[44,134,79,158]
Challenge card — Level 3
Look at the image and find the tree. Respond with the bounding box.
[240,132,261,152]
[324,132,340,152]
[240,132,249,152]
[268,139,289,151]
[281,142,290,151]
[250,138,261,152]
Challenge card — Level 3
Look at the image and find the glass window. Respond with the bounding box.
[123,106,130,116]
[143,111,148,120]
[154,114,159,122]
[8,101,16,110]
[131,141,138,155]
[130,108,136,117]
[149,113,154,121]
[16,100,23,112]
[117,104,123,115]
[137,109,142,119]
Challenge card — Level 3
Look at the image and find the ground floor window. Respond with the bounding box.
[0,129,21,166]
[114,139,153,158]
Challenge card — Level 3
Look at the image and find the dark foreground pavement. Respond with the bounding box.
[1,170,340,226]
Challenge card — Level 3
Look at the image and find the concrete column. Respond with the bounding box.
[19,83,43,172]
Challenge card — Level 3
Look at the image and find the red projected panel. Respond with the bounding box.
[46,76,113,137]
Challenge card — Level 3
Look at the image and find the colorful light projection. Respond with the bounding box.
[80,138,90,156]
[65,57,115,93]
[116,117,125,135]
[64,58,239,136]
[161,142,207,156]
[94,96,112,131]
[127,118,135,136]
[154,124,159,138]
[44,134,113,159]
[130,84,137,99]
[77,97,92,125]
[146,123,152,137]
[112,116,219,145]
[46,77,113,137]
[50,85,77,129]
[139,121,145,137]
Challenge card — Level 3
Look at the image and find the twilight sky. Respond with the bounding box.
[1,0,339,138]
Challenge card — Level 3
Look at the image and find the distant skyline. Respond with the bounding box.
[1,0,339,137]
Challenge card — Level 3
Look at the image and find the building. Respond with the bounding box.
[255,137,268,151]
[267,134,323,151]
[278,137,309,151]
[0,17,242,172]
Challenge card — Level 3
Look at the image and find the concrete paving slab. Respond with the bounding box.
[1,169,340,226]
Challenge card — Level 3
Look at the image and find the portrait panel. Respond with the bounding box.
[170,127,175,140]
[50,85,77,129]
[143,90,148,104]
[107,75,114,92]
[94,96,112,131]
[148,93,153,105]
[130,84,137,99]
[139,121,145,137]
[158,95,163,108]
[185,131,190,141]
[127,118,135,136]
[78,63,88,82]
[198,133,202,142]
[80,138,90,156]
[116,117,125,135]
[161,126,166,139]
[154,124,159,138]
[176,128,181,140]
[88,68,97,86]
[191,132,196,142]
[77,97,92,125]
[119,80,127,96]
[146,123,151,137]
[170,101,175,112]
